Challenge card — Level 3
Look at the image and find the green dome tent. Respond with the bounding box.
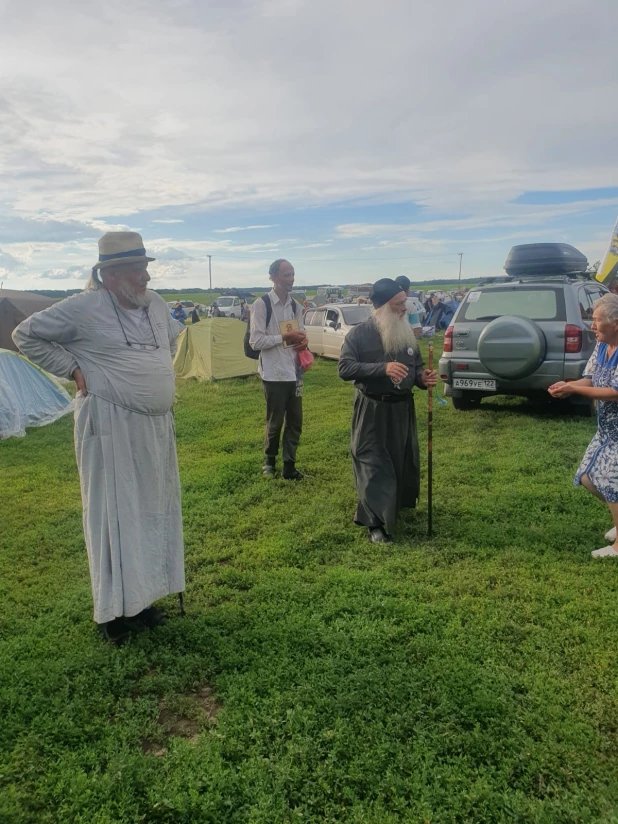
[173,318,259,381]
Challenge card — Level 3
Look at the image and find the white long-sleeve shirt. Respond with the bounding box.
[249,290,305,382]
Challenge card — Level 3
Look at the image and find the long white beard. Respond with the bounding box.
[373,306,418,356]
[117,280,153,308]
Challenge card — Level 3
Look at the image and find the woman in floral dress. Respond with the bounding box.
[549,293,618,557]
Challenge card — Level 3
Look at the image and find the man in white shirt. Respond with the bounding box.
[249,259,308,479]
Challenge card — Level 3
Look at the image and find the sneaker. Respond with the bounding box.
[605,527,617,542]
[282,468,303,481]
[282,462,303,481]
[591,545,618,558]
[262,463,275,477]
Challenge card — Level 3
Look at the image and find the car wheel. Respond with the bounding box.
[570,398,595,418]
[452,393,483,411]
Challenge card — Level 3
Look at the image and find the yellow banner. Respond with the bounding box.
[596,215,618,284]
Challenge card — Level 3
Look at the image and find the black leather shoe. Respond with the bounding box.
[127,606,167,629]
[98,618,132,645]
[368,527,391,544]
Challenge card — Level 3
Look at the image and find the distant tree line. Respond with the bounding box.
[27,277,482,300]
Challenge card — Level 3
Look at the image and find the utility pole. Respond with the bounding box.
[457,253,463,283]
[207,255,212,291]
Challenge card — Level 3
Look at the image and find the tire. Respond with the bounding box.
[452,393,483,410]
[478,315,546,379]
[570,399,595,418]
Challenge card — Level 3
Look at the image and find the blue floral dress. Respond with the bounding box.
[575,342,618,502]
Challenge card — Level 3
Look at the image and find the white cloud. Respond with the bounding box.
[0,248,24,276]
[293,242,333,249]
[335,199,618,239]
[2,0,616,226]
[149,244,193,261]
[39,264,90,280]
[213,225,279,234]
[1,0,617,288]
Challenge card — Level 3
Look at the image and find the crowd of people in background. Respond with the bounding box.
[167,286,470,337]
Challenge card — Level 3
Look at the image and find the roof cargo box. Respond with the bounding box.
[504,243,588,277]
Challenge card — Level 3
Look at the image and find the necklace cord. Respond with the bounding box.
[105,288,159,349]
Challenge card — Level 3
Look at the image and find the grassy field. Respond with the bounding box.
[3,345,618,823]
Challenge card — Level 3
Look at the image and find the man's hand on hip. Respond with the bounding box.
[72,367,88,396]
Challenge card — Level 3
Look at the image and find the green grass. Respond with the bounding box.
[2,346,618,823]
[158,292,224,303]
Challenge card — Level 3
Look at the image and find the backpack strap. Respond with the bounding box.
[260,293,272,328]
[261,294,297,329]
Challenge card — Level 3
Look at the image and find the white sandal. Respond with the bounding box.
[605,526,617,542]
[591,545,618,558]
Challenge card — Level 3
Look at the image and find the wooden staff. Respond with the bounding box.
[427,341,434,538]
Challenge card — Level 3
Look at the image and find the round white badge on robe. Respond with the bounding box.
[407,347,415,356]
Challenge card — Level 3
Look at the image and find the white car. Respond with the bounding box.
[304,304,374,360]
[215,296,244,318]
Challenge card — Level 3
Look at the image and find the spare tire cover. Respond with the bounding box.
[478,315,546,379]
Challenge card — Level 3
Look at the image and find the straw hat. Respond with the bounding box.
[92,232,155,272]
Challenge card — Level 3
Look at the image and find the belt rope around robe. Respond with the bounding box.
[86,391,172,417]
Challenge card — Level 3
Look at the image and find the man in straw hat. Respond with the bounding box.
[13,232,185,644]
[338,278,438,543]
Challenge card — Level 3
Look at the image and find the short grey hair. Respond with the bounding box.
[593,293,618,322]
[269,259,290,277]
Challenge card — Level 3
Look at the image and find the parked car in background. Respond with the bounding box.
[439,243,606,413]
[304,304,374,359]
[215,296,244,318]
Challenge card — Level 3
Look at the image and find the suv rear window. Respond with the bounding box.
[461,288,564,322]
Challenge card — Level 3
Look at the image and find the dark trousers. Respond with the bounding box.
[262,380,303,464]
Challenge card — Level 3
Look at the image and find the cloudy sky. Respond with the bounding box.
[1,0,617,290]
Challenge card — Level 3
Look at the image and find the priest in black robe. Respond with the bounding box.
[338,278,438,543]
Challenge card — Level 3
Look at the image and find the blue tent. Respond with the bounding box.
[0,349,73,439]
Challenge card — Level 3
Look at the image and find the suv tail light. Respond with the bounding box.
[443,326,454,353]
[565,324,582,354]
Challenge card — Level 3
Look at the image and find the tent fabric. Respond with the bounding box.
[173,318,258,381]
[0,290,59,351]
[0,349,73,439]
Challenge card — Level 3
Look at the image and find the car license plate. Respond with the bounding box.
[453,378,496,390]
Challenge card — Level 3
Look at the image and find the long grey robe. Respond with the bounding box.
[338,319,426,535]
[12,288,185,623]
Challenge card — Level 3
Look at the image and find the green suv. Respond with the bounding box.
[439,246,607,412]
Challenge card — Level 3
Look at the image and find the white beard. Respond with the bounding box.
[373,305,418,356]
[117,280,153,308]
